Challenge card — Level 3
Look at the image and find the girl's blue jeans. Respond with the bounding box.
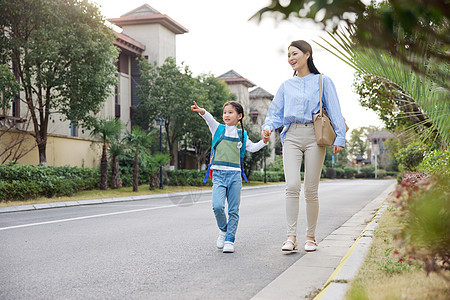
[211,169,242,243]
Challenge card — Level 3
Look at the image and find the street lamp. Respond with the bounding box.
[156,116,165,189]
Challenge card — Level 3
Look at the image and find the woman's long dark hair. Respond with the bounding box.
[289,40,320,75]
[223,101,245,145]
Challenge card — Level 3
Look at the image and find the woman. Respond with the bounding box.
[262,40,346,252]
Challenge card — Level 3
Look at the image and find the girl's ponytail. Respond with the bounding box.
[239,119,244,144]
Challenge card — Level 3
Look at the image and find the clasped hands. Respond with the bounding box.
[262,129,272,144]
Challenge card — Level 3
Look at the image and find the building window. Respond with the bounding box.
[131,57,141,107]
[70,123,78,137]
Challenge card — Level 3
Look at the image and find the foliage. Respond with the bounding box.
[358,165,375,178]
[325,167,336,179]
[135,57,201,167]
[242,126,271,178]
[90,118,124,190]
[247,171,284,182]
[124,127,154,192]
[393,173,450,278]
[166,169,211,186]
[354,74,415,130]
[0,0,118,165]
[418,149,450,176]
[317,28,449,148]
[0,64,20,107]
[395,141,425,172]
[0,165,99,201]
[267,155,284,172]
[253,0,449,89]
[344,167,357,179]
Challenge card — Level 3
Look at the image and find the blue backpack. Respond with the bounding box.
[203,124,248,183]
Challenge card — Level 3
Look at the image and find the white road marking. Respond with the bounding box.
[0,190,283,231]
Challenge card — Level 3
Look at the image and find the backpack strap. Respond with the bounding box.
[203,125,226,183]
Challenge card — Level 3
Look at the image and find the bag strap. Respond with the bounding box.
[319,73,323,117]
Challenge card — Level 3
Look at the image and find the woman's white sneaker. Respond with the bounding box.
[216,231,227,249]
[222,241,234,253]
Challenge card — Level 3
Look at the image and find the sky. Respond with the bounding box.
[91,0,383,131]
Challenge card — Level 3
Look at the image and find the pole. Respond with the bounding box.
[159,124,163,189]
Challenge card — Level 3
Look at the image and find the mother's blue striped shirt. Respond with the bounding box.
[263,73,346,147]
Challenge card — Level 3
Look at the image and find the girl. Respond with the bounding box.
[191,100,268,253]
[262,40,346,252]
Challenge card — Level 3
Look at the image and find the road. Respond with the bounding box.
[0,179,395,300]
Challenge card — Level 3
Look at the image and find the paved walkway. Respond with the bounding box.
[251,182,395,300]
[0,182,396,299]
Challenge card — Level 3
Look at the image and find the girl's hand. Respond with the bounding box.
[333,145,344,154]
[191,101,205,115]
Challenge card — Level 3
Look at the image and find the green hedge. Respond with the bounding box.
[0,165,99,201]
[247,171,285,182]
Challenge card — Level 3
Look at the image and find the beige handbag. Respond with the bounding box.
[313,74,348,146]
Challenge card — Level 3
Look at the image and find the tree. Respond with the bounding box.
[348,126,379,160]
[108,138,125,189]
[124,127,153,192]
[90,118,124,190]
[0,0,118,165]
[136,57,200,168]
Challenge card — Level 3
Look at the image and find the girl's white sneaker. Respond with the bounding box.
[222,241,234,253]
[216,231,227,249]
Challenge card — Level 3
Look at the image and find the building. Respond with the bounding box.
[0,4,187,167]
[367,129,396,169]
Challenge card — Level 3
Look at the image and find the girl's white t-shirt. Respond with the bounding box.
[201,111,267,171]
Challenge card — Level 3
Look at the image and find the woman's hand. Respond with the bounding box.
[262,129,272,143]
[191,101,205,115]
[333,145,344,154]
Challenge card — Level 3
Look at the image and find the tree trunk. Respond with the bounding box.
[37,139,47,166]
[149,172,155,190]
[100,143,108,190]
[110,155,122,189]
[133,150,139,192]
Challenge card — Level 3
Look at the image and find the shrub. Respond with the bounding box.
[396,142,425,171]
[325,167,336,179]
[393,173,450,277]
[375,169,387,179]
[334,167,345,178]
[0,165,99,201]
[417,149,450,176]
[360,165,375,178]
[343,167,357,179]
[248,171,285,182]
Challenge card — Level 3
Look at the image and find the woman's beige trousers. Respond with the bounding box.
[282,123,326,237]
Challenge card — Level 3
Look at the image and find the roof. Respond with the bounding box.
[108,4,188,35]
[368,129,396,141]
[114,32,145,55]
[249,87,273,100]
[217,70,256,88]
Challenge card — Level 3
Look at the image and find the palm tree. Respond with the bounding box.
[124,127,153,192]
[90,118,124,190]
[315,28,449,149]
[108,138,125,189]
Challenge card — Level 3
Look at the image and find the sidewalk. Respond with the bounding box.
[251,182,396,300]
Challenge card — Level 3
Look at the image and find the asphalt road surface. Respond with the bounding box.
[0,179,395,300]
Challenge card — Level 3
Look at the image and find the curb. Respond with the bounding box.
[0,183,284,214]
[313,183,394,300]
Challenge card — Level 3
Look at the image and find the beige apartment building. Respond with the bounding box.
[1,4,276,169]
